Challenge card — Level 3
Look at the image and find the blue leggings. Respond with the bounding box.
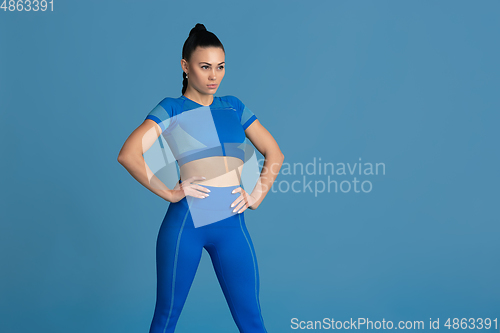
[148,183,267,333]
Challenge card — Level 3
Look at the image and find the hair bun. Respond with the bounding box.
[189,23,207,37]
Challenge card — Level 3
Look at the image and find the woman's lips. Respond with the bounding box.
[207,84,217,89]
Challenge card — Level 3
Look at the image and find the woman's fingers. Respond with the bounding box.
[231,196,245,211]
[234,201,248,213]
[192,184,211,194]
[185,176,210,193]
[230,187,243,208]
[183,186,209,198]
[230,187,249,213]
[180,176,210,198]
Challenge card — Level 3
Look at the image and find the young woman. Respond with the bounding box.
[118,23,284,333]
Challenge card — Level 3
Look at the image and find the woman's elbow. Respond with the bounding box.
[117,154,126,165]
[271,149,284,160]
[276,150,284,161]
[117,153,133,165]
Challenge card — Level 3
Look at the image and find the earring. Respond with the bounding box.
[185,73,189,79]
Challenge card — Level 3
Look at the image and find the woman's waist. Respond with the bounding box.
[185,184,241,212]
[180,157,244,187]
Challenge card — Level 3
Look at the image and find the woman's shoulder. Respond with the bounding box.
[158,95,185,105]
[220,95,244,110]
[220,94,241,102]
[155,96,186,111]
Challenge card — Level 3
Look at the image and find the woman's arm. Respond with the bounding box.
[117,119,175,202]
[243,119,285,209]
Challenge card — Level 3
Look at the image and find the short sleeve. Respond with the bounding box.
[145,98,172,132]
[241,103,257,130]
[227,95,258,130]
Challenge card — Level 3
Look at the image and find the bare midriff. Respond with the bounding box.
[180,156,244,187]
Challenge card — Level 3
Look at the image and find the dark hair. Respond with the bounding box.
[182,23,225,95]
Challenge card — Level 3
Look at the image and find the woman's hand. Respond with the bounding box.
[230,187,258,214]
[168,176,211,203]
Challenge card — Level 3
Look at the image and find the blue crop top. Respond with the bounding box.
[144,95,258,167]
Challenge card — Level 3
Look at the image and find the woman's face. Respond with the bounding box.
[182,46,225,96]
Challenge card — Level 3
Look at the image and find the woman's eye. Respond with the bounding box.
[200,65,223,70]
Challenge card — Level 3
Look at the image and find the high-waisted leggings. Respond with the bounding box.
[148,183,268,333]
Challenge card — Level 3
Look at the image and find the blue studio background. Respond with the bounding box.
[1,1,498,332]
